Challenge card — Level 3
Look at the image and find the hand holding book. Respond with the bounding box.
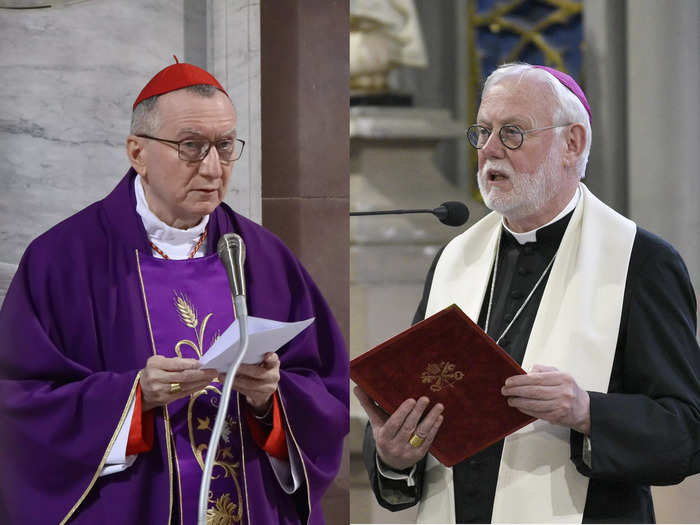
[351,304,535,467]
[355,387,444,471]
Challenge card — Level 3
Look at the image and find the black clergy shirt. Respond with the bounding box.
[449,211,573,523]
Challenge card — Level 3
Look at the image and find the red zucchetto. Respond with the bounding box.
[132,56,228,109]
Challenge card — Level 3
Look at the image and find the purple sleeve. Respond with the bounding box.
[0,240,165,524]
[231,212,349,524]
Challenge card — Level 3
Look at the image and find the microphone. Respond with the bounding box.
[350,201,469,226]
[433,201,470,226]
[199,234,250,525]
[217,233,246,296]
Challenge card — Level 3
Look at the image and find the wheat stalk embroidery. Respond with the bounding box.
[175,293,198,329]
[173,291,213,358]
[174,295,240,521]
[421,361,465,392]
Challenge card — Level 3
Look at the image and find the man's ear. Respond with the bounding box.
[564,123,586,167]
[126,135,147,177]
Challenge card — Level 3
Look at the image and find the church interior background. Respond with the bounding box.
[0,0,699,523]
[0,0,349,523]
[349,0,700,522]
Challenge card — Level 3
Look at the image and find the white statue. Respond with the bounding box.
[350,0,428,93]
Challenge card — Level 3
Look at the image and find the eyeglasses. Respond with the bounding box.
[137,134,246,163]
[466,124,570,150]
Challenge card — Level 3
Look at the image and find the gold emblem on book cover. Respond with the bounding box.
[421,361,464,392]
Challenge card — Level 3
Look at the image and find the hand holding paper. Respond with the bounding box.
[226,352,280,415]
[200,315,315,373]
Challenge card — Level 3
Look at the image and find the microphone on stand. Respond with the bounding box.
[198,234,249,525]
[350,201,470,226]
[219,234,247,297]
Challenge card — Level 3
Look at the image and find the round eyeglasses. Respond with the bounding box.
[466,124,570,151]
[137,135,246,163]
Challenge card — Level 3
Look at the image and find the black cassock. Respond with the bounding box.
[363,211,700,523]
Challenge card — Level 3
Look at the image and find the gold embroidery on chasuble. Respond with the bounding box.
[172,291,243,524]
[173,292,221,359]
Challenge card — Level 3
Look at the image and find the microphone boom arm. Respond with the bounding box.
[350,209,433,216]
[198,297,248,524]
[350,201,469,227]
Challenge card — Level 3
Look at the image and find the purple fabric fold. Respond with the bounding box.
[0,169,348,524]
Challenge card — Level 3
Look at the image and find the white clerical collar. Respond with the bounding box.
[134,175,209,258]
[502,186,581,245]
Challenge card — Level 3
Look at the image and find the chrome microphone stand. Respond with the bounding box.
[198,234,249,524]
[197,296,248,524]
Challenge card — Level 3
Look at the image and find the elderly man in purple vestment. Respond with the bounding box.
[0,61,348,524]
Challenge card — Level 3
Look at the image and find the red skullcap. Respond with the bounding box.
[133,56,227,109]
[532,65,592,124]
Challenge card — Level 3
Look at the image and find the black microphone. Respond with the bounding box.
[433,201,470,226]
[350,201,469,226]
[217,233,246,297]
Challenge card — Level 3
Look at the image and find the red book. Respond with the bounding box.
[350,304,535,467]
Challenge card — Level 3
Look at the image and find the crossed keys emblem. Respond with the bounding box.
[420,361,465,392]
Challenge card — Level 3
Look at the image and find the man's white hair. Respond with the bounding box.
[482,63,592,180]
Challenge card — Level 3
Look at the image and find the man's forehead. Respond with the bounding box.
[157,88,235,110]
[176,126,237,138]
[156,90,237,132]
[478,78,551,124]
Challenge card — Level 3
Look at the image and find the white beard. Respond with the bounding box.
[477,146,566,223]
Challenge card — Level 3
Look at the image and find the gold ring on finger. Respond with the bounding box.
[409,433,425,448]
[169,382,182,394]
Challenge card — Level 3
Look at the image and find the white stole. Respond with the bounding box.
[418,183,636,523]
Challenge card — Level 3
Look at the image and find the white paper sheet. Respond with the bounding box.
[199,316,315,373]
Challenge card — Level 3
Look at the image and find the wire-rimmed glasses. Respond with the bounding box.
[466,124,570,150]
[137,135,246,163]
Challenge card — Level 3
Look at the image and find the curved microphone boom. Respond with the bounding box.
[350,201,469,227]
[198,234,249,525]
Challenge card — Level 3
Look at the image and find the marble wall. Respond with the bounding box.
[0,0,261,281]
[208,0,261,223]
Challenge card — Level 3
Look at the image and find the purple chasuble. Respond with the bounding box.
[0,169,349,525]
[138,254,245,524]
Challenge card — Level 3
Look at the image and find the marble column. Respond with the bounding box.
[582,0,628,213]
[208,0,262,223]
[626,1,700,521]
[259,2,349,524]
[627,0,700,293]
